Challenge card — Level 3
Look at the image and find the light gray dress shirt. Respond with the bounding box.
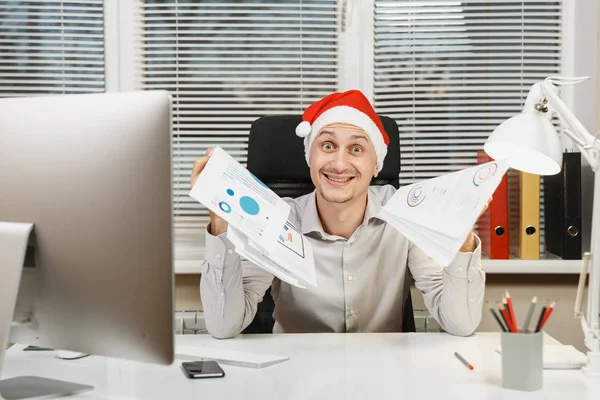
[200,185,486,338]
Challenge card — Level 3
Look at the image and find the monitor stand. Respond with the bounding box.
[0,222,93,400]
[0,377,93,400]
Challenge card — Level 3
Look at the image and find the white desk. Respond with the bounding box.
[2,333,599,400]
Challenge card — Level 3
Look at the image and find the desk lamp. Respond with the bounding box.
[484,76,600,376]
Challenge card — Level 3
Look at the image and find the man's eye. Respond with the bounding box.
[352,146,363,153]
[323,142,334,150]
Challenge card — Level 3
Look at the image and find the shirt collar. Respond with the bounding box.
[364,187,383,223]
[301,191,323,235]
[301,188,384,236]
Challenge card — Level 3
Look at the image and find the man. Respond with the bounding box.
[191,90,485,339]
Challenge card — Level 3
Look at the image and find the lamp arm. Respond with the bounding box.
[540,81,600,171]
[539,80,600,359]
[582,171,600,354]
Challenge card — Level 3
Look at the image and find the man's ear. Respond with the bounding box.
[373,165,379,178]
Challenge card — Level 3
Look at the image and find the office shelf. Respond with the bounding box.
[174,241,204,274]
[482,257,583,274]
[175,260,204,275]
[174,250,584,275]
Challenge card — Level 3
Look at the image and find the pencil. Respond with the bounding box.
[522,296,537,333]
[505,290,517,332]
[500,305,516,333]
[454,352,474,370]
[489,304,508,332]
[538,301,556,332]
[502,298,510,326]
[535,304,548,333]
[497,304,510,331]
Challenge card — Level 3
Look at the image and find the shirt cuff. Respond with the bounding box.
[445,234,483,280]
[204,223,240,270]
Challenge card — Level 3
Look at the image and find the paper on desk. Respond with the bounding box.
[189,146,290,254]
[176,345,289,369]
[495,345,587,370]
[227,220,317,289]
[379,159,510,266]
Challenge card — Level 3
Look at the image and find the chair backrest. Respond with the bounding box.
[243,114,415,334]
[246,115,401,197]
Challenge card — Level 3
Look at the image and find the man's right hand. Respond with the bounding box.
[190,148,228,236]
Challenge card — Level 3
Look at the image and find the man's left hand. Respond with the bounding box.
[459,196,492,253]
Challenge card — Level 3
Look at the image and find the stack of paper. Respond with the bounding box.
[228,222,316,288]
[189,146,317,288]
[378,159,510,266]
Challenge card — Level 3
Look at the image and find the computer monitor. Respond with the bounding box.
[0,91,175,398]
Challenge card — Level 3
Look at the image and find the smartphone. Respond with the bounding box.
[182,361,225,379]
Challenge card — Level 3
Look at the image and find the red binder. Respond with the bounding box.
[476,151,509,259]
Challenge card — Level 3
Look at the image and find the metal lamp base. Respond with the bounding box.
[583,351,600,378]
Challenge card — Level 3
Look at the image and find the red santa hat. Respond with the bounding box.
[296,90,389,171]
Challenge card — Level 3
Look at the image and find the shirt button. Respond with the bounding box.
[345,243,351,248]
[215,254,222,260]
[457,266,463,272]
[227,249,233,255]
[469,297,474,304]
[347,275,353,281]
[348,309,354,316]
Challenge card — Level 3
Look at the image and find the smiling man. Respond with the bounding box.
[191,90,485,338]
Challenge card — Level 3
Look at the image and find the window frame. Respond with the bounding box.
[104,0,598,271]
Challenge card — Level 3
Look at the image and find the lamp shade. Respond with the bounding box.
[484,112,562,176]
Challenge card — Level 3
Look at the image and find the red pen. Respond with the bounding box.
[505,290,518,332]
[500,305,516,333]
[502,298,516,333]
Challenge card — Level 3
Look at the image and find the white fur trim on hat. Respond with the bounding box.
[295,120,311,138]
[302,106,388,171]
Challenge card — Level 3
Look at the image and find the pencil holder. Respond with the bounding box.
[501,331,543,391]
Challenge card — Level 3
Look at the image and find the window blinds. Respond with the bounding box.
[138,0,339,249]
[373,0,562,252]
[0,0,105,97]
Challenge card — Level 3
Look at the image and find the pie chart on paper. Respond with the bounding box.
[239,196,260,216]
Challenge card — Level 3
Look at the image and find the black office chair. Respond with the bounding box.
[242,115,416,334]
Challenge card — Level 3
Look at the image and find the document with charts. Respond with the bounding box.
[378,159,510,266]
[227,221,317,288]
[189,146,316,288]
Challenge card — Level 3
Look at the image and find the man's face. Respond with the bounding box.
[309,123,378,204]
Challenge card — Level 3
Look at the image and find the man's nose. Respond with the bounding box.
[331,149,350,171]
